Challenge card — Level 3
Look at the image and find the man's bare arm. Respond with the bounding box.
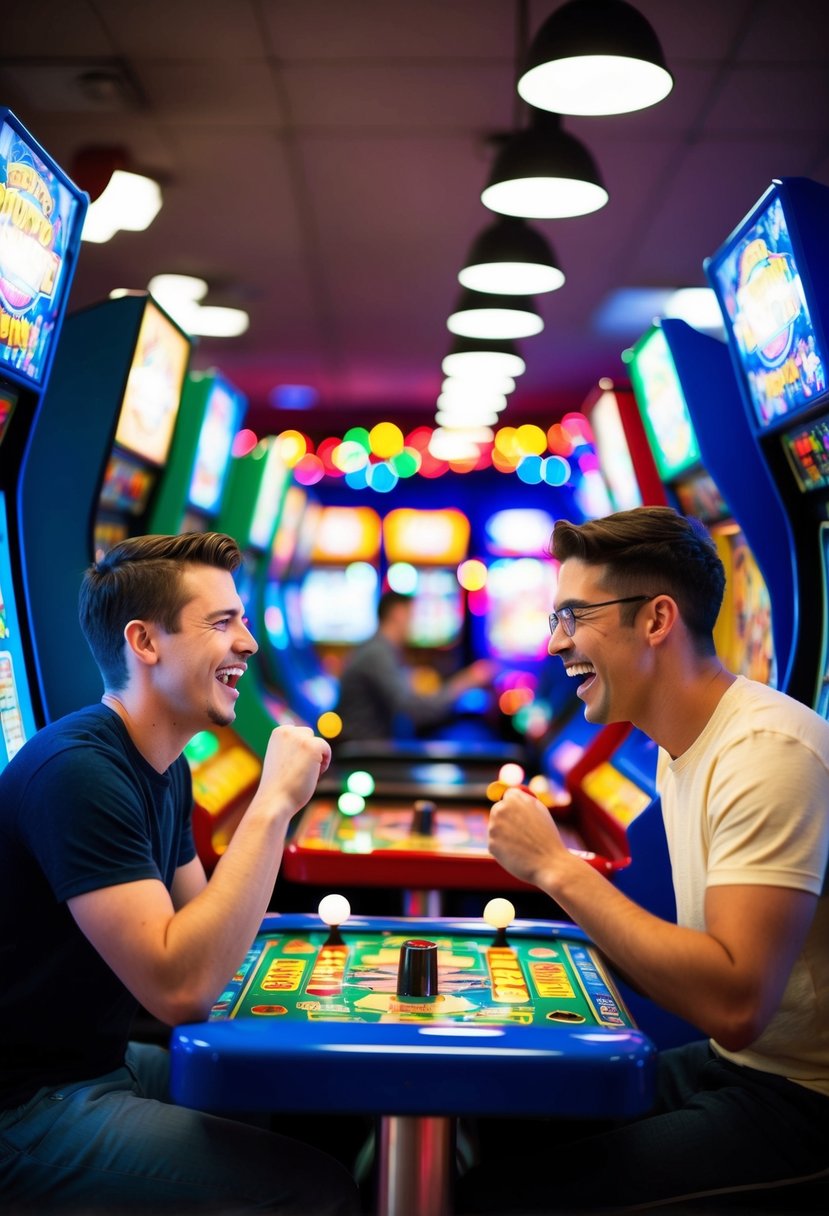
[69,725,329,1026]
[488,788,817,1049]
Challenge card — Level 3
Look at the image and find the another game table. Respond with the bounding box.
[171,909,656,1216]
[283,791,630,914]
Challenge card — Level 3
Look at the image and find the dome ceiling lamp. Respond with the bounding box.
[517,0,674,117]
[447,289,543,340]
[481,112,608,220]
[458,216,565,296]
[442,337,527,381]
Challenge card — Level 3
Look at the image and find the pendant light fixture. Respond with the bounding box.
[458,217,565,296]
[447,289,543,340]
[517,0,673,117]
[442,338,527,381]
[481,112,608,219]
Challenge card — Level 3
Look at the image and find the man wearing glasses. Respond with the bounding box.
[463,506,829,1212]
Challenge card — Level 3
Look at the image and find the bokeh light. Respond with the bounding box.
[369,421,404,459]
[346,770,376,798]
[498,762,526,786]
[231,428,259,457]
[387,561,418,594]
[457,558,488,591]
[337,791,365,816]
[275,429,308,467]
[293,453,325,485]
[317,711,343,739]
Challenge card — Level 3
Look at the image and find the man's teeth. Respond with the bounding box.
[566,663,596,678]
[218,667,244,685]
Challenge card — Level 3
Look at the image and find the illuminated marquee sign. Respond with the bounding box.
[0,117,82,386]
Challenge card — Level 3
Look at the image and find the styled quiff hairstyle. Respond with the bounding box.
[551,507,725,656]
[79,532,242,690]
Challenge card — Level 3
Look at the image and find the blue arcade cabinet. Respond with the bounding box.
[0,108,87,770]
[706,176,829,716]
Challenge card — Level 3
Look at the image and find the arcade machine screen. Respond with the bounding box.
[482,509,557,662]
[0,494,36,772]
[590,388,644,511]
[0,113,84,391]
[0,386,16,446]
[628,327,700,483]
[300,505,381,647]
[383,508,468,651]
[95,300,190,557]
[184,378,245,528]
[707,192,826,430]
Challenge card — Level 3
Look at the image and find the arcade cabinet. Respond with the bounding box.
[706,176,829,716]
[0,108,87,770]
[284,502,379,718]
[584,380,666,511]
[148,367,246,536]
[18,291,192,722]
[626,319,791,686]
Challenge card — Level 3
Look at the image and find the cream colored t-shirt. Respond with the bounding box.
[657,676,829,1094]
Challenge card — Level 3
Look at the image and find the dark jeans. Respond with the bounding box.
[0,1042,359,1214]
[457,1041,829,1213]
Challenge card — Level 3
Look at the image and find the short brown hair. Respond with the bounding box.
[79,532,242,690]
[551,507,725,655]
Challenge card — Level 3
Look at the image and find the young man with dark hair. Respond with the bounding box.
[335,589,494,742]
[463,506,829,1212]
[0,533,358,1214]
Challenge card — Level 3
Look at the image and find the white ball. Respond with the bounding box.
[483,897,515,930]
[318,893,351,928]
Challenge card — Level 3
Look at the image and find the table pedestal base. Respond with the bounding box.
[378,1115,454,1216]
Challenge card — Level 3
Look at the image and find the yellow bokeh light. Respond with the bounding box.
[494,426,519,458]
[457,558,488,591]
[369,421,404,459]
[317,711,343,739]
[276,429,308,467]
[515,424,547,456]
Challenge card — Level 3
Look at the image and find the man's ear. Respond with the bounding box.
[645,594,679,647]
[123,619,160,668]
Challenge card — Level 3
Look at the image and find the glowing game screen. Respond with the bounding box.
[383,508,470,566]
[0,385,17,446]
[311,506,382,565]
[707,190,827,429]
[269,485,307,579]
[629,327,700,481]
[485,508,555,558]
[409,568,464,649]
[300,565,379,645]
[249,442,290,551]
[590,390,643,511]
[485,557,558,660]
[114,300,190,467]
[0,493,37,771]
[674,471,730,524]
[711,525,776,686]
[0,115,84,388]
[188,379,245,514]
[781,411,829,493]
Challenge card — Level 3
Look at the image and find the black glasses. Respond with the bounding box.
[548,595,658,638]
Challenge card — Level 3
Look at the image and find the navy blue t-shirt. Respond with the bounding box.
[0,704,195,1108]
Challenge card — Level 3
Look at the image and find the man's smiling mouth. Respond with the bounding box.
[216,666,245,688]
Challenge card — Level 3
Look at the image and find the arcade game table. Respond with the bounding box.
[283,781,630,914]
[171,900,655,1216]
